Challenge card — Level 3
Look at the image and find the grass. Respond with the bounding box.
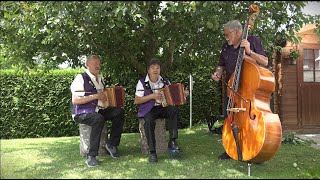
[1,123,319,179]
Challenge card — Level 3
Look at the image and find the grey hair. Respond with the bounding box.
[223,20,243,32]
[85,54,101,66]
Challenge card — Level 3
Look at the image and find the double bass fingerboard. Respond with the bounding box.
[226,12,259,115]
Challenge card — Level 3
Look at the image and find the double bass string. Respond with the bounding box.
[220,80,248,103]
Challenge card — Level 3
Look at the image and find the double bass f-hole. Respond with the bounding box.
[221,80,256,120]
[247,99,256,120]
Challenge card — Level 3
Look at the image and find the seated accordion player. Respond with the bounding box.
[102,86,125,108]
[160,83,187,107]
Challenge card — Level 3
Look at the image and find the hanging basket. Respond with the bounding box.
[289,58,297,65]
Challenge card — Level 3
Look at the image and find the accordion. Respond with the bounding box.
[102,86,125,108]
[160,83,186,107]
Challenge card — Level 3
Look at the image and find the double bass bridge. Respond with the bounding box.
[227,107,246,113]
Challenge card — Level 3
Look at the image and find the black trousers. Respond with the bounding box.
[74,107,125,157]
[143,105,179,152]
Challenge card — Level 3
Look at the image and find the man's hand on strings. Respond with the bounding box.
[240,39,251,55]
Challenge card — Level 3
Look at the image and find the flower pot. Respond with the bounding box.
[289,58,297,65]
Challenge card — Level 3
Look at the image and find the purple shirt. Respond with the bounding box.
[218,35,266,81]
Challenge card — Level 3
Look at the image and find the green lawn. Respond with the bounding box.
[1,124,319,179]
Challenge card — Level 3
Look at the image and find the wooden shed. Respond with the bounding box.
[273,24,320,133]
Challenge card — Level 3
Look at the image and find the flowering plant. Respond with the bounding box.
[288,49,300,60]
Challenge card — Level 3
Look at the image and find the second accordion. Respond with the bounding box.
[160,83,186,107]
[102,86,125,108]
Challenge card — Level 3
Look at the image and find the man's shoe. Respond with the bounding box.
[149,153,158,163]
[85,156,98,167]
[106,144,119,158]
[168,140,180,151]
[218,152,231,160]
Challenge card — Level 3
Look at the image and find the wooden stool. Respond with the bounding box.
[79,123,108,156]
[139,118,167,154]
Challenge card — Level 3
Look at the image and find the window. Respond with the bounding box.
[303,49,320,82]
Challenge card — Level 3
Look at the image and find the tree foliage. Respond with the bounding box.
[1,1,317,76]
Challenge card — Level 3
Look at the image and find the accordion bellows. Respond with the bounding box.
[102,86,125,108]
[160,83,186,107]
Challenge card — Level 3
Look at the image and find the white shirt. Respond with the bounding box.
[135,74,167,106]
[70,69,105,112]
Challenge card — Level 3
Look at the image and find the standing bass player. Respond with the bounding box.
[211,20,268,160]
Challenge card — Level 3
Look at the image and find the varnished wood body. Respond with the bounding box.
[222,58,282,163]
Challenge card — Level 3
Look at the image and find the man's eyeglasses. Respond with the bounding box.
[224,30,235,37]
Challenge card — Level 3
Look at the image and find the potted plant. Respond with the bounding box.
[288,49,300,64]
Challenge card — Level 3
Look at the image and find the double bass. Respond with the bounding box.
[222,4,282,163]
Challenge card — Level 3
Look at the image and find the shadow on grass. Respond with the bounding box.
[2,125,320,178]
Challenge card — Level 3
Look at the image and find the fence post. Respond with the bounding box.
[189,74,194,129]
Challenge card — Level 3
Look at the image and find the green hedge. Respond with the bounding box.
[0,68,222,139]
